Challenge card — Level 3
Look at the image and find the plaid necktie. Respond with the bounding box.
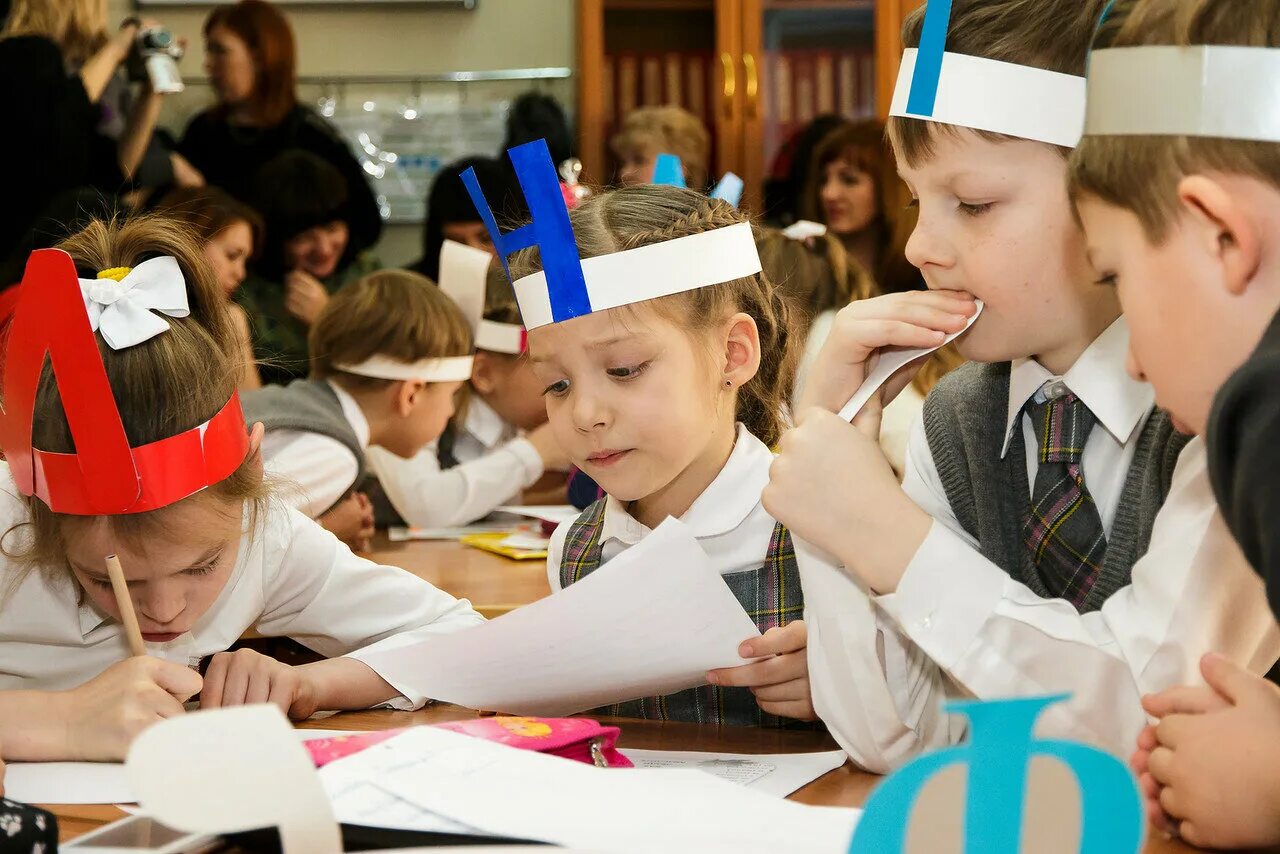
[1022,390,1107,610]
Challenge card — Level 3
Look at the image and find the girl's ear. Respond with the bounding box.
[721,312,761,391]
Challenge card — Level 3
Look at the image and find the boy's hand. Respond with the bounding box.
[707,621,816,721]
[200,649,319,720]
[1147,653,1280,849]
[61,657,203,761]
[765,408,930,592]
[319,491,375,552]
[800,290,977,414]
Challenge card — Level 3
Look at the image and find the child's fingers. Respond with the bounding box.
[1147,746,1176,785]
[245,667,272,705]
[854,300,974,334]
[218,655,251,708]
[148,658,203,702]
[756,698,817,721]
[1135,723,1158,752]
[1154,714,1190,750]
[852,320,949,352]
[709,652,805,688]
[749,677,810,703]
[1142,685,1229,718]
[268,672,300,715]
[199,653,229,709]
[1158,785,1185,822]
[739,622,806,658]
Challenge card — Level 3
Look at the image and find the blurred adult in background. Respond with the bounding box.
[156,185,264,390]
[0,0,184,264]
[611,105,710,189]
[177,0,381,253]
[413,156,521,282]
[762,114,843,227]
[804,119,896,285]
[503,91,573,167]
[243,150,379,386]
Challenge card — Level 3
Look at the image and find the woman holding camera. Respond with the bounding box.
[177,0,382,255]
[0,0,189,265]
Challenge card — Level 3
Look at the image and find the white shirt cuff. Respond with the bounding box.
[506,437,546,487]
[874,521,1008,672]
[344,637,431,710]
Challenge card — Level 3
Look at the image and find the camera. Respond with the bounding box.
[127,26,184,94]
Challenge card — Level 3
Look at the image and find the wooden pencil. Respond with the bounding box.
[105,554,146,657]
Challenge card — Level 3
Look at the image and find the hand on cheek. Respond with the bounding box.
[200,649,318,720]
[764,408,929,592]
[706,621,816,721]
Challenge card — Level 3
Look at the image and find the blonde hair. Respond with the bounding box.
[1069,0,1280,242]
[889,0,1110,166]
[512,186,797,447]
[611,107,712,189]
[2,215,268,572]
[2,0,108,64]
[310,269,473,390]
[756,227,872,327]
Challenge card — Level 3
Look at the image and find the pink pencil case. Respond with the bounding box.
[304,716,632,769]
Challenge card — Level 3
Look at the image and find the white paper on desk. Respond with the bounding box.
[6,729,362,805]
[389,523,512,541]
[361,727,859,853]
[358,518,762,716]
[126,705,341,854]
[837,299,984,421]
[495,504,581,525]
[620,749,848,798]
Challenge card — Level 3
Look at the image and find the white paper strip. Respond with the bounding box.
[126,705,341,854]
[512,222,762,330]
[335,354,474,382]
[837,299,983,421]
[621,749,848,798]
[438,240,492,329]
[475,319,525,354]
[1086,46,1280,143]
[891,49,1086,148]
[357,518,762,716]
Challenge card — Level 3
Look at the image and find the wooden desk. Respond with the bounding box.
[44,705,1199,852]
[365,535,552,618]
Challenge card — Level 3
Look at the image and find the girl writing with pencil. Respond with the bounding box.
[0,215,483,762]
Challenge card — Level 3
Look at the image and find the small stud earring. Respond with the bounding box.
[725,379,732,387]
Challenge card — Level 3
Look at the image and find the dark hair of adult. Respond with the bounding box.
[251,150,351,278]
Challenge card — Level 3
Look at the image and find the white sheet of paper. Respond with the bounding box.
[388,523,512,541]
[359,518,762,716]
[620,749,848,798]
[8,730,360,805]
[357,727,859,853]
[495,504,582,525]
[127,705,341,854]
[838,299,984,421]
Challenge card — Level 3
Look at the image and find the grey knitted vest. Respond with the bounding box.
[243,380,367,513]
[922,362,1190,611]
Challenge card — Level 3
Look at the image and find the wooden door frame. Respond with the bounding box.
[577,0,607,186]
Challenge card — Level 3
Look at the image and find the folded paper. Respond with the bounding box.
[438,239,526,355]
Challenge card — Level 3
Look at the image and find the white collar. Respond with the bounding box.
[599,424,772,546]
[328,381,372,451]
[464,396,511,450]
[1000,317,1155,458]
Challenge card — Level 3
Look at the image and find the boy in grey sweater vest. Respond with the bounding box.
[763,0,1280,772]
[1069,0,1280,846]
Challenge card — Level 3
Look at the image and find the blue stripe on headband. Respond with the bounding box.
[461,138,591,324]
[651,153,687,188]
[905,0,955,117]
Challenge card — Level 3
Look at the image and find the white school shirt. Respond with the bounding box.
[259,381,368,518]
[793,309,923,475]
[0,475,484,709]
[546,424,778,589]
[366,397,545,529]
[802,317,1280,771]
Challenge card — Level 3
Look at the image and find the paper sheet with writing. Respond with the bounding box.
[620,749,848,798]
[328,726,861,852]
[358,518,762,716]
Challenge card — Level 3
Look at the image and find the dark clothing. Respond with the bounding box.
[1207,306,1280,620]
[0,35,124,266]
[177,104,382,254]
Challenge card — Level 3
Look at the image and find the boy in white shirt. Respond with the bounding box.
[764,0,1280,770]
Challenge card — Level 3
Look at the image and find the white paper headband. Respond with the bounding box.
[334,355,474,383]
[1085,46,1280,143]
[475,320,526,354]
[890,48,1087,148]
[511,222,762,331]
[438,240,526,355]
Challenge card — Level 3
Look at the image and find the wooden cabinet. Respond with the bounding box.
[576,0,923,213]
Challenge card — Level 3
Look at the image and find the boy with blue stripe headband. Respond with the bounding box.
[764,0,1280,772]
[1071,0,1280,845]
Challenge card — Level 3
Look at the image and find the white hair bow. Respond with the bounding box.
[78,256,190,350]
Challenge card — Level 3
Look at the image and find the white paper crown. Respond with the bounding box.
[333,355,474,383]
[1085,46,1280,143]
[438,240,526,355]
[887,0,1086,148]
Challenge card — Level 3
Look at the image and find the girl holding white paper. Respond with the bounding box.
[467,150,815,724]
[0,216,482,763]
